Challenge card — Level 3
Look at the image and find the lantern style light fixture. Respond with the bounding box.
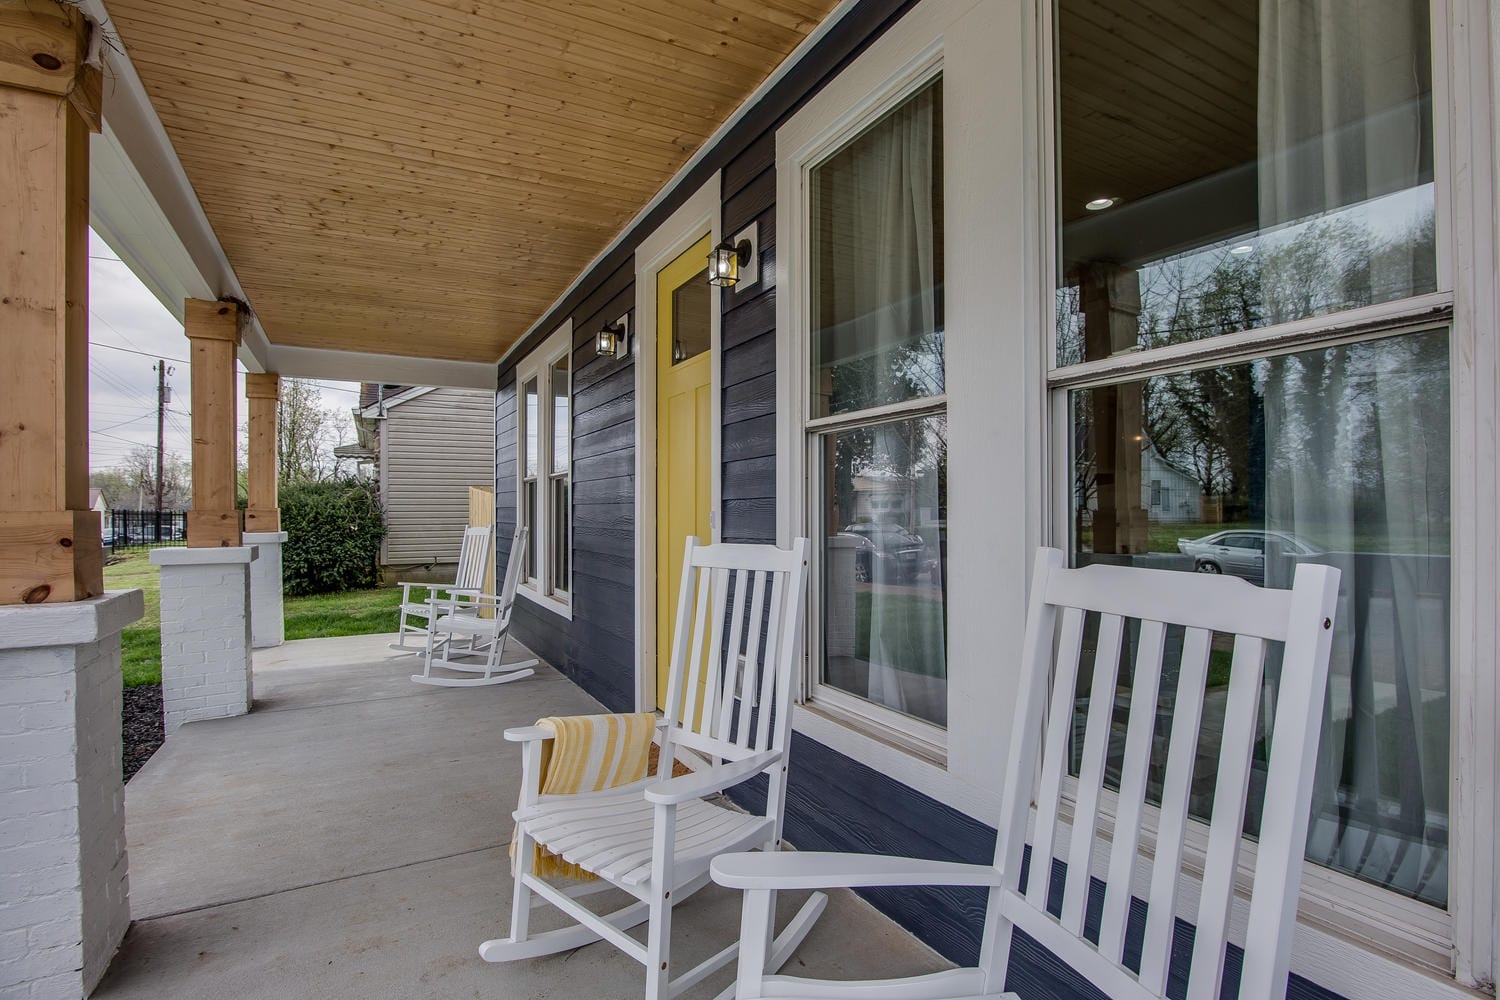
[707,222,759,290]
[596,314,630,358]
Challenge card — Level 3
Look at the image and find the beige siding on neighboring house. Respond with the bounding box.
[380,387,496,572]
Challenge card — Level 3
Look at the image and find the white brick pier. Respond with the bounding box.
[242,532,287,649]
[0,591,143,1000]
[150,547,257,735]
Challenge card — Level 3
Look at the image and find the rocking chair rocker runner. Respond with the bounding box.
[480,537,824,1000]
[411,526,539,687]
[390,524,494,652]
[715,548,1342,1000]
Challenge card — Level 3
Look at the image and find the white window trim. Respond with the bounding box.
[1034,0,1498,989]
[775,0,1036,812]
[780,31,949,760]
[515,320,572,620]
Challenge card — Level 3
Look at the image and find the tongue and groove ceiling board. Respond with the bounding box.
[102,0,839,362]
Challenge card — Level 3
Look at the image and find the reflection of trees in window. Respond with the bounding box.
[1057,207,1437,364]
[1068,212,1438,537]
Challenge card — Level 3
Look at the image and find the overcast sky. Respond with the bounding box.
[88,228,361,476]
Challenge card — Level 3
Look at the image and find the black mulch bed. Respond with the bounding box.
[123,684,164,783]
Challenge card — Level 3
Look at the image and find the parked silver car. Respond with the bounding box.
[1176,529,1323,581]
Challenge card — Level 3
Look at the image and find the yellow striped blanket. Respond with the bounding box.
[512,712,657,880]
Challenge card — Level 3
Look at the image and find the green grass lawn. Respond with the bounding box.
[106,550,402,687]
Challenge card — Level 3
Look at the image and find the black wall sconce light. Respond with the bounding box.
[707,222,759,290]
[596,313,631,359]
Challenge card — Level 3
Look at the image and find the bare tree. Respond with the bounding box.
[105,446,190,509]
[276,379,353,485]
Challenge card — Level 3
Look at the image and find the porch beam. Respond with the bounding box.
[0,0,104,605]
[183,298,242,547]
[243,372,280,532]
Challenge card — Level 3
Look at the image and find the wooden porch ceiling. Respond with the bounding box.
[102,0,839,363]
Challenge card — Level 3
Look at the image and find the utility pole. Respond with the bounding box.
[154,361,174,539]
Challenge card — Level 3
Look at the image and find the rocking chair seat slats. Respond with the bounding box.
[517,790,770,889]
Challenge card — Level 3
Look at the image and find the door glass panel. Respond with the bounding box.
[671,274,712,363]
[1068,329,1451,906]
[818,413,948,726]
[1055,0,1436,367]
[811,77,944,418]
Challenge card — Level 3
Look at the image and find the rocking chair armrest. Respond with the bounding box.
[503,718,670,743]
[644,750,781,805]
[503,725,557,743]
[711,851,1005,891]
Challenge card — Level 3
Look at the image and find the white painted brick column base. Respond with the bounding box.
[149,547,257,735]
[0,591,143,1000]
[242,532,288,649]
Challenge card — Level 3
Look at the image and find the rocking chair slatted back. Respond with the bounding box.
[454,525,494,593]
[988,549,1340,1000]
[660,539,808,767]
[495,525,528,625]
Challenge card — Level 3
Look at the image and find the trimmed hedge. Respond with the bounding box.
[280,478,386,596]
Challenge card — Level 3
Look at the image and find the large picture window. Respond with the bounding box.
[805,75,949,735]
[516,323,572,613]
[1055,0,1447,912]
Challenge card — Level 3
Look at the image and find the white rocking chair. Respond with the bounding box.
[390,524,494,652]
[480,537,826,1000]
[714,547,1341,1000]
[411,526,539,687]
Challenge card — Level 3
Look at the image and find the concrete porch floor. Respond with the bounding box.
[93,633,950,999]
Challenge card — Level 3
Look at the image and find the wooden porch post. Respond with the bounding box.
[0,0,105,605]
[183,299,243,547]
[243,373,280,532]
[1079,264,1149,556]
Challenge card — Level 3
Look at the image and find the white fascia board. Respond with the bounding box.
[268,345,496,391]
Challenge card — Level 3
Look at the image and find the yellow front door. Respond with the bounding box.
[656,234,714,707]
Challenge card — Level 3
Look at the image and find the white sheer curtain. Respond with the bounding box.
[815,81,945,724]
[814,81,941,412]
[1258,0,1447,904]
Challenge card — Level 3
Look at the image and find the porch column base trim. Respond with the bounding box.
[243,508,280,533]
[150,546,257,733]
[243,531,288,648]
[0,591,143,999]
[185,509,242,548]
[0,510,104,605]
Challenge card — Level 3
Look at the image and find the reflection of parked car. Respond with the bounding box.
[1177,529,1323,581]
[842,522,930,583]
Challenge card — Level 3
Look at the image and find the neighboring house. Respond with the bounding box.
[88,488,109,520]
[1083,440,1204,525]
[350,384,495,584]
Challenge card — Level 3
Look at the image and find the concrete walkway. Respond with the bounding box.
[94,633,949,999]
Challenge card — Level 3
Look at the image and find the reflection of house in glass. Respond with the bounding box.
[1082,437,1203,529]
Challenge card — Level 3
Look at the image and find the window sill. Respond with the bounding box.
[517,585,571,621]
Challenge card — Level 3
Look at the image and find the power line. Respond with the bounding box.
[92,430,148,446]
[94,413,154,432]
[92,341,190,366]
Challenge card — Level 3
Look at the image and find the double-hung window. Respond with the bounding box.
[1052,0,1451,963]
[793,68,950,750]
[516,322,572,615]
